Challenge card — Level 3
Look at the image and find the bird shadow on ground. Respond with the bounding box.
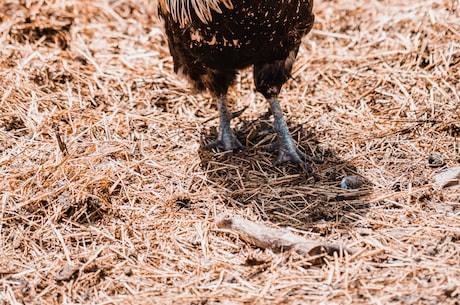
[198,114,372,232]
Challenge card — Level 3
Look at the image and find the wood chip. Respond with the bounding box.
[433,167,460,190]
[216,213,351,257]
[55,264,80,282]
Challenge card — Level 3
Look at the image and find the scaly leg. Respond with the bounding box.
[268,98,324,166]
[205,95,244,151]
[268,98,324,164]
[268,99,304,163]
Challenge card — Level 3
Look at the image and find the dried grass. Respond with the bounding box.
[1,0,459,304]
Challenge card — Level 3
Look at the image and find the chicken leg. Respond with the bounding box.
[268,99,305,163]
[205,95,244,152]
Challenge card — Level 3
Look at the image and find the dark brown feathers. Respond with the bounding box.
[159,0,314,97]
[159,0,317,164]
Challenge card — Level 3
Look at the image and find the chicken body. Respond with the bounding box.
[159,0,315,163]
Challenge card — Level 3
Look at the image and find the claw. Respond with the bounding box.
[231,106,248,119]
[274,142,303,164]
[203,137,245,152]
[272,140,322,165]
[202,95,245,152]
[268,99,322,167]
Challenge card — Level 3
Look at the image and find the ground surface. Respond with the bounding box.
[1,0,459,304]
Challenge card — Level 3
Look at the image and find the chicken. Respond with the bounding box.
[158,0,315,164]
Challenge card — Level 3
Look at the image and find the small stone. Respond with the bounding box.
[428,154,445,168]
[124,267,133,276]
[340,176,363,189]
[55,264,79,282]
[442,283,457,297]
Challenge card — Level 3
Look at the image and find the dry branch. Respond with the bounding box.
[433,167,460,190]
[215,213,351,257]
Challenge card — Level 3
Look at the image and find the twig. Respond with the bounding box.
[216,213,352,257]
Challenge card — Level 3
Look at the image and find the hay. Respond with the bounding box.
[0,0,459,304]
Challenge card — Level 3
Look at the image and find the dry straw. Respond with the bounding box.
[0,0,459,304]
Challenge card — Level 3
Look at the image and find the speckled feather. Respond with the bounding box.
[159,0,314,97]
[158,0,234,26]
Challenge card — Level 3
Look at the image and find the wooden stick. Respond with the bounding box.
[215,213,352,257]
